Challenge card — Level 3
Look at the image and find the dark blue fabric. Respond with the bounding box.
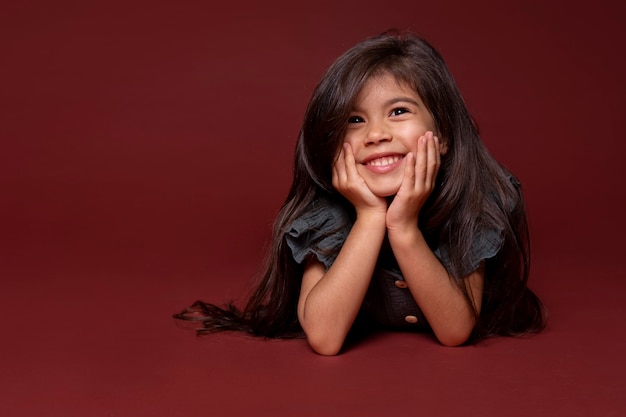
[284,195,505,329]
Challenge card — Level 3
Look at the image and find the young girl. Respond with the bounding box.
[175,30,546,355]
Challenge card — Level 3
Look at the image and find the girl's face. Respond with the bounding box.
[342,73,437,197]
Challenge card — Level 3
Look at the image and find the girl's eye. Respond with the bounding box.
[391,107,410,116]
[348,115,364,123]
[348,115,364,124]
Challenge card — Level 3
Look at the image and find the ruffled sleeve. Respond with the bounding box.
[433,175,523,276]
[285,197,352,269]
[434,227,504,277]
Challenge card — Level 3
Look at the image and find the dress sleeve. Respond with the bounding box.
[434,175,521,276]
[284,198,352,269]
[434,227,505,277]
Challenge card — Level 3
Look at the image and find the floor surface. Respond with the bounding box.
[2,257,625,416]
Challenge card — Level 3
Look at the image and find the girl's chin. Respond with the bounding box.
[359,167,403,198]
[368,182,401,198]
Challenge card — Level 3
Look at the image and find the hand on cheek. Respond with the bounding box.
[332,143,387,215]
[387,131,441,230]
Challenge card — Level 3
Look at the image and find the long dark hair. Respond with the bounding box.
[174,30,546,341]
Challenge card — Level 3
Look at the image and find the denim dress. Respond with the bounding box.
[285,195,504,330]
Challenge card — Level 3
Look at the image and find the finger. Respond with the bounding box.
[434,135,442,167]
[415,133,428,190]
[332,145,347,188]
[400,152,416,192]
[434,135,442,188]
[343,142,360,181]
[426,132,439,188]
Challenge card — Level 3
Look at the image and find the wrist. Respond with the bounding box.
[355,209,387,227]
[387,222,422,246]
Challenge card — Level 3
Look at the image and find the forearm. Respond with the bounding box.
[299,212,386,355]
[388,227,482,346]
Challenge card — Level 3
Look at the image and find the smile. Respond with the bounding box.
[361,154,404,174]
[365,155,402,167]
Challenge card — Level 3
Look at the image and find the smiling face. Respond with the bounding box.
[342,73,437,197]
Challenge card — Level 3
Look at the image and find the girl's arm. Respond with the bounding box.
[389,228,484,346]
[297,143,387,356]
[297,211,386,356]
[387,132,482,346]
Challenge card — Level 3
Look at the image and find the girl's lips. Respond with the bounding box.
[361,153,405,174]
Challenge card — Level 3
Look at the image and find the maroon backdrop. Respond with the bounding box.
[3,0,625,272]
[1,1,625,416]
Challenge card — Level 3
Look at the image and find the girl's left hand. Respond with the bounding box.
[386,131,441,232]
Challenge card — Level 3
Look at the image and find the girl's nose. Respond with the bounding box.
[365,121,391,145]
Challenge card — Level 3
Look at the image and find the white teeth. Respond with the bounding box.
[367,156,401,167]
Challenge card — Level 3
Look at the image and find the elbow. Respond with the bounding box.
[439,336,468,347]
[310,341,342,356]
[304,329,345,356]
[436,327,473,347]
[299,314,348,356]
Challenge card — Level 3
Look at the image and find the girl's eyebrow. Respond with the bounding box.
[385,96,420,107]
[351,96,421,112]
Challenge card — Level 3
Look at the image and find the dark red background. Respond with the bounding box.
[2,1,625,416]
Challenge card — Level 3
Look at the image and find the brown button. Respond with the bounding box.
[404,315,419,324]
[394,280,408,289]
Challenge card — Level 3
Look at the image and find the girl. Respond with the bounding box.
[174,30,546,355]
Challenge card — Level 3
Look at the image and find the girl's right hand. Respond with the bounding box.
[332,143,387,215]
